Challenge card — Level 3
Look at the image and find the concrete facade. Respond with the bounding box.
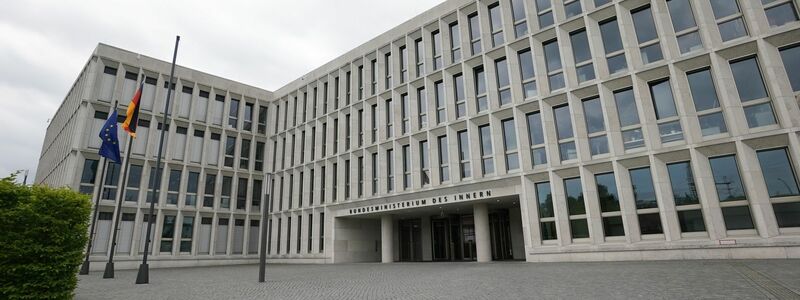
[37,0,800,269]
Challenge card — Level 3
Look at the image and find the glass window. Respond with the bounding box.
[511,0,528,37]
[527,112,545,145]
[502,118,519,171]
[458,130,471,179]
[454,74,466,118]
[677,210,706,232]
[554,105,573,140]
[536,0,554,28]
[596,173,620,212]
[765,2,799,27]
[603,216,625,237]
[614,88,639,127]
[622,129,645,150]
[450,22,461,63]
[773,202,800,228]
[698,112,728,136]
[479,125,494,175]
[489,3,504,46]
[780,44,800,92]
[564,0,582,18]
[536,182,554,218]
[649,79,678,120]
[721,206,755,230]
[730,57,768,102]
[582,97,605,134]
[541,221,558,240]
[756,148,800,198]
[599,18,627,74]
[667,0,697,32]
[438,135,450,182]
[420,141,430,186]
[564,177,585,215]
[709,155,747,201]
[638,213,664,234]
[630,167,658,209]
[667,162,699,206]
[570,219,590,239]
[495,58,511,105]
[687,69,721,111]
[571,30,591,64]
[632,6,659,43]
[475,66,488,112]
[710,0,740,18]
[743,102,777,128]
[589,136,609,156]
[435,81,446,124]
[559,142,577,161]
[519,49,535,80]
[469,13,482,55]
[544,39,564,90]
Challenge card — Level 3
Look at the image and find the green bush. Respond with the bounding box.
[0,174,91,299]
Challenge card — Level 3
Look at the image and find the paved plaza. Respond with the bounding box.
[75,260,800,299]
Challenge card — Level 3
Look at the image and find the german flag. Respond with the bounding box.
[122,79,144,138]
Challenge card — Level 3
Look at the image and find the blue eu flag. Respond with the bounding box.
[99,111,122,164]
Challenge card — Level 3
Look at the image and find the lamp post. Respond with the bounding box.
[259,172,274,282]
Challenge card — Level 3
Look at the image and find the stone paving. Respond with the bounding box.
[75,260,800,299]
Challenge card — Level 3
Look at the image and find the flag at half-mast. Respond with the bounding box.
[122,79,144,138]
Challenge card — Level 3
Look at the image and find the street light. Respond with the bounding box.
[259,172,274,282]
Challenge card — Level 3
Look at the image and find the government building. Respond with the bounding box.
[37,0,800,269]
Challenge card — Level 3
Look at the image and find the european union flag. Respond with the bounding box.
[99,111,122,164]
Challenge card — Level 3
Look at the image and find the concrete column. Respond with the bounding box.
[473,203,492,263]
[381,215,394,263]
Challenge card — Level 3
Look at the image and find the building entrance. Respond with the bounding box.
[399,219,422,262]
[422,210,514,262]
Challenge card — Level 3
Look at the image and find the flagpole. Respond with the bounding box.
[137,35,180,285]
[80,99,118,275]
[103,133,133,279]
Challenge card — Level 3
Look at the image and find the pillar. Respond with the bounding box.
[473,203,492,263]
[381,215,394,263]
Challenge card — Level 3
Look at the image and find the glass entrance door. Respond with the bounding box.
[399,219,422,262]
[461,215,476,261]
[431,218,450,261]
[489,210,513,260]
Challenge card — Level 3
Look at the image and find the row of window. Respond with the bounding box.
[534,147,800,241]
[268,212,325,255]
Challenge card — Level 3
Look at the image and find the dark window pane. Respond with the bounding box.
[710,0,740,19]
[757,148,800,198]
[631,167,658,209]
[632,6,658,43]
[638,213,664,234]
[596,173,620,212]
[599,18,623,54]
[527,112,545,145]
[667,162,699,206]
[554,105,573,139]
[582,97,605,134]
[719,18,747,42]
[677,210,706,232]
[640,43,663,64]
[603,216,625,237]
[571,29,591,63]
[731,57,767,102]
[677,31,703,54]
[667,0,697,32]
[564,177,585,215]
[698,112,728,136]
[650,80,678,119]
[564,1,582,18]
[614,88,639,127]
[780,45,800,92]
[495,58,510,87]
[766,3,799,27]
[687,69,720,111]
[721,206,755,230]
[773,202,800,228]
[743,102,776,128]
[709,155,747,201]
[544,40,562,72]
[541,221,558,240]
[536,182,554,218]
[519,49,536,80]
[570,219,590,239]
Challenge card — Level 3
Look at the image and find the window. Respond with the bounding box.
[385,99,393,138]
[286,216,291,254]
[536,0,554,28]
[596,173,624,237]
[570,29,595,83]
[415,38,425,77]
[667,162,706,232]
[346,71,352,105]
[371,104,378,142]
[160,215,176,253]
[582,97,608,156]
[730,57,776,128]
[179,216,194,253]
[450,22,462,63]
[779,44,800,92]
[454,74,466,118]
[307,214,313,253]
[756,148,800,228]
[495,58,511,106]
[488,3,504,47]
[438,135,450,183]
[257,105,267,134]
[511,0,528,38]
[417,88,428,130]
[371,59,378,95]
[167,169,181,205]
[468,13,482,55]
[435,81,446,124]
[321,122,327,158]
[564,177,589,239]
[564,0,582,18]
[358,65,364,100]
[526,112,547,166]
[308,169,314,205]
[632,5,663,64]
[420,140,430,186]
[345,159,350,199]
[358,157,364,197]
[252,179,262,210]
[666,0,703,54]
[334,77,340,110]
[649,79,684,143]
[345,114,351,150]
[79,159,98,195]
[387,149,395,192]
[629,167,663,234]
[710,0,747,42]
[536,182,557,240]
[358,109,364,146]
[384,53,392,90]
[518,49,537,99]
[554,105,577,161]
[401,94,410,134]
[400,46,409,83]
[474,66,489,112]
[101,162,120,200]
[237,177,248,210]
[501,118,519,171]
[221,176,232,209]
[402,145,411,189]
[763,0,799,27]
[243,103,253,131]
[319,212,325,252]
[543,39,564,91]
[333,119,339,154]
[458,130,471,179]
[224,136,236,168]
[321,166,326,204]
[687,68,727,136]
[432,30,443,70]
[185,171,199,206]
[479,125,494,175]
[599,18,627,74]
[372,153,378,195]
[613,88,645,149]
[204,174,216,208]
[240,139,251,169]
[709,155,754,230]
[124,164,142,202]
[228,98,240,129]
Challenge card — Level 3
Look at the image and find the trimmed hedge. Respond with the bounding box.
[0,174,91,299]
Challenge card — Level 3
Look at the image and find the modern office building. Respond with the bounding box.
[37,0,800,269]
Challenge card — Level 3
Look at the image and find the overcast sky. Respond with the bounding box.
[0,0,444,183]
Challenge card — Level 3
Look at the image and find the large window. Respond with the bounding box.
[536,0,554,28]
[554,105,577,161]
[449,22,462,63]
[667,161,706,233]
[204,174,216,208]
[454,74,466,118]
[709,155,755,230]
[730,57,776,128]
[468,13,482,55]
[185,171,199,206]
[401,94,410,135]
[666,0,703,54]
[495,58,511,106]
[435,81,446,124]
[687,68,727,136]
[570,29,595,83]
[649,79,683,143]
[432,30,443,71]
[474,66,488,112]
[420,141,430,186]
[160,215,176,253]
[400,45,408,83]
[511,0,528,38]
[228,98,240,129]
[596,173,624,237]
[564,177,589,239]
[710,0,747,42]
[543,39,564,91]
[564,0,582,18]
[415,38,425,77]
[763,0,799,28]
[479,125,494,175]
[402,145,411,190]
[582,97,608,156]
[629,167,663,234]
[614,88,644,150]
[756,148,800,228]
[124,164,143,202]
[166,169,181,205]
[599,18,627,74]
[779,44,800,92]
[438,135,450,183]
[387,149,395,192]
[631,5,663,64]
[458,130,471,179]
[536,182,557,240]
[526,112,547,166]
[385,99,394,138]
[518,49,537,99]
[501,118,519,171]
[79,158,98,195]
[488,2,504,47]
[417,87,428,129]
